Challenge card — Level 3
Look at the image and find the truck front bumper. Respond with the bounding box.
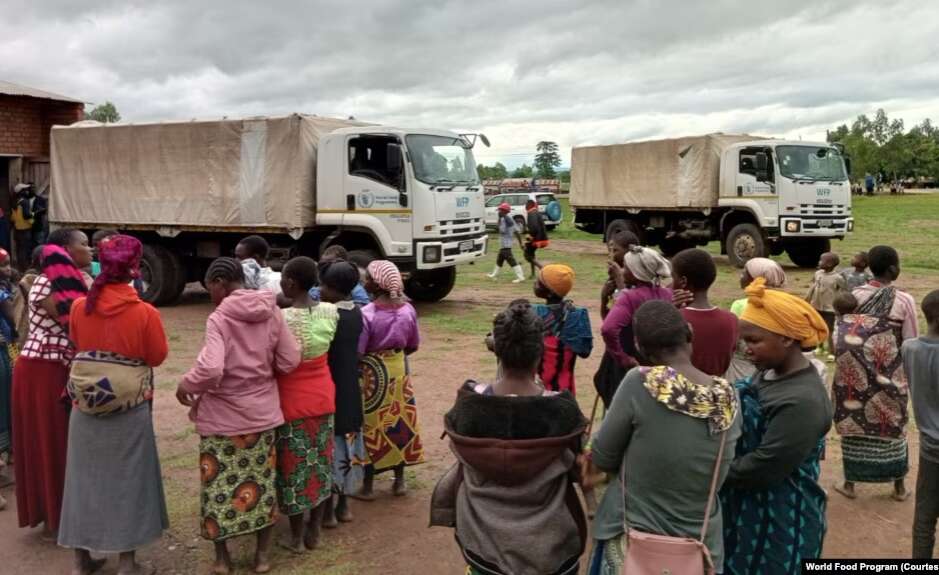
[779,216,853,237]
[414,233,488,270]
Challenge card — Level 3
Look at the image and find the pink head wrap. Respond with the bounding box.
[86,235,143,313]
[367,260,404,302]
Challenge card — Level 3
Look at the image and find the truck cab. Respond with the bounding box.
[719,140,853,266]
[313,127,488,300]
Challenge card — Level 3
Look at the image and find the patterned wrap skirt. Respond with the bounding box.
[841,435,909,483]
[199,430,277,541]
[588,536,626,575]
[0,345,12,454]
[359,350,424,473]
[333,431,367,495]
[275,415,334,515]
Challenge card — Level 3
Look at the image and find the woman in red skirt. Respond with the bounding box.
[12,228,91,540]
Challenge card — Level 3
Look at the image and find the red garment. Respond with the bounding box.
[276,354,335,421]
[11,357,70,531]
[681,307,739,377]
[540,333,576,395]
[69,283,168,365]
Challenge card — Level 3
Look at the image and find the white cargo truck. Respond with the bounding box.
[569,133,854,267]
[50,114,489,304]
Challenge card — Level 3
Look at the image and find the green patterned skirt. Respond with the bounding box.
[275,415,334,515]
[199,430,278,541]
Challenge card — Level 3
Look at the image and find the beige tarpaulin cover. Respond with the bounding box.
[569,133,757,209]
[50,114,362,230]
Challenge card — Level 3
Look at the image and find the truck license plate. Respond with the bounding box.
[459,240,474,252]
[818,220,832,228]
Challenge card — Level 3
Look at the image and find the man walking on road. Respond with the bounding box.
[487,202,526,283]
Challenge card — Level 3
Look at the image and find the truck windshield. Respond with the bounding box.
[776,146,847,182]
[406,135,480,187]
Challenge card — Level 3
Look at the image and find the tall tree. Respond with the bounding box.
[86,101,121,123]
[534,141,562,178]
[476,162,508,180]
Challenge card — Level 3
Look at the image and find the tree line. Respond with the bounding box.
[476,141,570,181]
[828,109,939,183]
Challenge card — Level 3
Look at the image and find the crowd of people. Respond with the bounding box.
[433,233,938,575]
[0,220,937,575]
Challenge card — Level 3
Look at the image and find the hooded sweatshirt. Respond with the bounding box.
[180,289,300,436]
[431,382,587,575]
[70,283,168,367]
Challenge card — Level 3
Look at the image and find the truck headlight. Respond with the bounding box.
[423,245,441,263]
[785,220,801,233]
[847,220,854,232]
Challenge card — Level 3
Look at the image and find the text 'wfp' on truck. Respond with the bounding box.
[569,133,854,267]
[49,114,490,304]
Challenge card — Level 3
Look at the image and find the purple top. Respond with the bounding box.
[600,284,673,368]
[358,301,421,355]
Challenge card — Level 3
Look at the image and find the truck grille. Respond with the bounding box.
[438,218,484,236]
[799,204,848,216]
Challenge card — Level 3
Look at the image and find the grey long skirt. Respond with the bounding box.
[58,403,169,553]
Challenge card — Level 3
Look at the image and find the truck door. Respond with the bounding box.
[736,147,778,220]
[344,135,413,254]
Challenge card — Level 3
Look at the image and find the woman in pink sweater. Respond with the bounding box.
[176,258,300,575]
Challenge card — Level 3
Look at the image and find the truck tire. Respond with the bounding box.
[513,215,527,234]
[725,223,766,268]
[165,250,188,303]
[139,244,181,305]
[405,267,456,303]
[786,238,831,268]
[605,219,643,244]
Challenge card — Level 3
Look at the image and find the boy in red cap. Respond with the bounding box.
[487,202,526,283]
[533,263,593,395]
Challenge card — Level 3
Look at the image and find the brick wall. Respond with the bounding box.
[0,94,84,157]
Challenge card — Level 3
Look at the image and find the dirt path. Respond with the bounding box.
[0,241,925,573]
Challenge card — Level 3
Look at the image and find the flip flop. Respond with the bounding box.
[832,483,857,500]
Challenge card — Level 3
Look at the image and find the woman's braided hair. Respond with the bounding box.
[205,257,244,285]
[492,299,544,370]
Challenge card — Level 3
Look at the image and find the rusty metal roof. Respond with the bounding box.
[0,80,83,103]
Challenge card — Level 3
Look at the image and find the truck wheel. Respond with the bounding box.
[165,250,188,303]
[786,239,831,268]
[405,267,456,303]
[513,216,527,234]
[139,244,181,305]
[605,219,643,244]
[725,223,766,268]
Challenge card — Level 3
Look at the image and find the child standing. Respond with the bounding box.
[532,263,593,395]
[671,248,738,377]
[904,290,939,558]
[317,261,366,526]
[487,202,525,283]
[805,251,846,357]
[308,245,370,306]
[176,258,300,575]
[841,251,872,291]
[274,257,339,553]
[236,235,282,296]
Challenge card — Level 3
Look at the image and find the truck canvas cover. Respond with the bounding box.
[570,133,756,209]
[50,114,362,230]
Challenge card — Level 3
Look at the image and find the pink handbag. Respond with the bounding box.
[620,431,727,575]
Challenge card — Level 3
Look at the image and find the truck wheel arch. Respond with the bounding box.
[320,228,385,259]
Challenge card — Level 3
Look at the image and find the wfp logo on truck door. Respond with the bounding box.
[357,191,375,209]
[456,197,470,208]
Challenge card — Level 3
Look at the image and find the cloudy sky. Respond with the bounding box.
[3,0,939,168]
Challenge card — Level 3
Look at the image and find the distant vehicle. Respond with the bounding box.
[484,192,563,232]
[569,133,854,267]
[482,178,561,197]
[50,114,490,304]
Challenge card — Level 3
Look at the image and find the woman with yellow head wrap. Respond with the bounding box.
[720,277,833,574]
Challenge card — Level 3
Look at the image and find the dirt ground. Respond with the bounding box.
[0,238,923,574]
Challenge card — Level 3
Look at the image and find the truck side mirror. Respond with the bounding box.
[844,157,852,176]
[755,152,769,181]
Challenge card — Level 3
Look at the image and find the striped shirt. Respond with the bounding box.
[853,281,919,341]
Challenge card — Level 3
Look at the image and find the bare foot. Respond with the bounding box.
[254,555,272,574]
[833,482,857,500]
[892,488,911,502]
[303,523,322,550]
[210,560,231,575]
[0,492,6,511]
[277,538,305,555]
[392,475,407,497]
[322,512,339,529]
[351,486,375,501]
[71,558,107,575]
[117,566,156,575]
[337,500,353,523]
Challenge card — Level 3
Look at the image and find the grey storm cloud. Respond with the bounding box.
[2,0,939,166]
